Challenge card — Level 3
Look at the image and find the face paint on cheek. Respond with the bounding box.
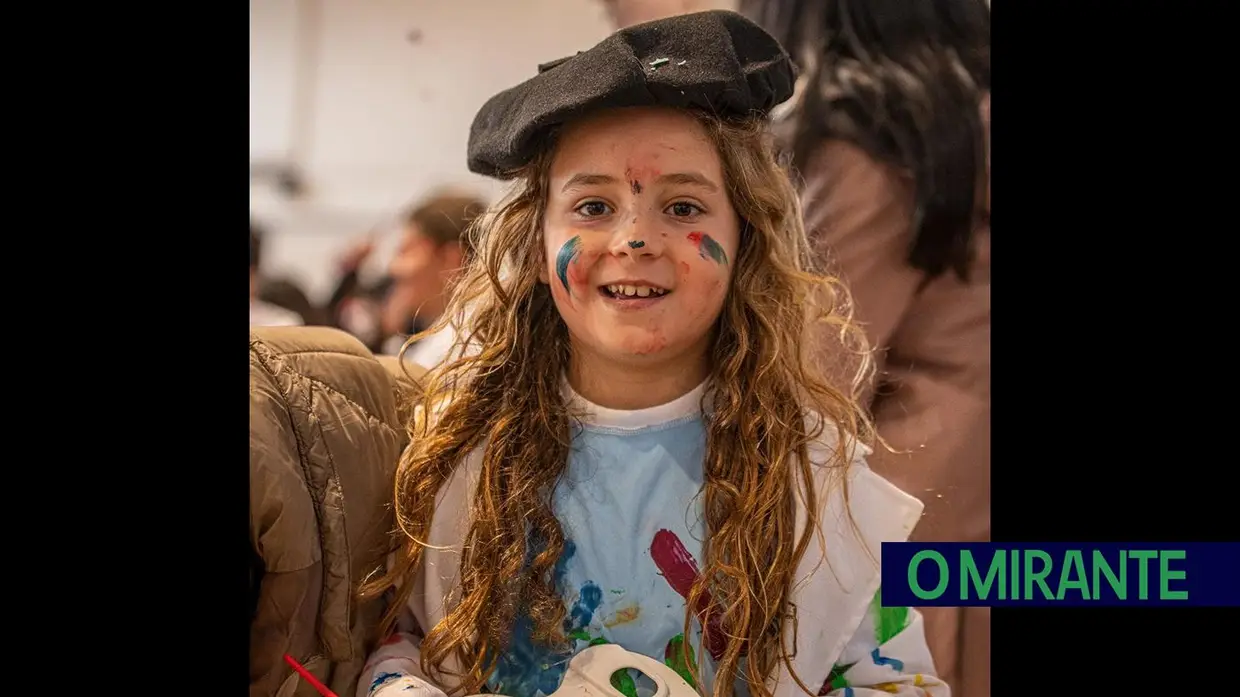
[641,332,667,355]
[686,232,729,266]
[566,248,599,289]
[555,236,582,295]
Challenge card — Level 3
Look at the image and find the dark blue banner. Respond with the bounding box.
[880,542,1240,607]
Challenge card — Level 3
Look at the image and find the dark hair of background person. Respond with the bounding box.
[404,192,488,262]
[324,193,486,330]
[742,0,990,281]
[259,277,324,325]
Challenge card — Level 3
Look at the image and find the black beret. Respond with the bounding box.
[466,10,795,179]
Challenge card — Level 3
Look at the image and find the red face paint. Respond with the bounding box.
[686,232,728,266]
[566,248,600,292]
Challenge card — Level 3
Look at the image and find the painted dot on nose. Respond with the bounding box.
[628,240,646,249]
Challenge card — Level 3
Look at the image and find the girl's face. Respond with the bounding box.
[541,107,740,366]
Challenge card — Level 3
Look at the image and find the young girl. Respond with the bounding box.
[358,11,945,697]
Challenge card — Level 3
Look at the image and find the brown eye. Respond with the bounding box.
[667,202,702,217]
[576,201,612,217]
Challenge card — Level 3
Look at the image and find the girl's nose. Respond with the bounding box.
[609,214,662,258]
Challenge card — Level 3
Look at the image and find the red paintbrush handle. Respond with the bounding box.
[284,654,340,697]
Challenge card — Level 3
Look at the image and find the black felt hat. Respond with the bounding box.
[466,10,795,179]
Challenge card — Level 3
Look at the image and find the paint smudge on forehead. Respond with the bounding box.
[556,236,582,294]
[624,164,661,196]
[623,166,641,195]
[686,232,728,266]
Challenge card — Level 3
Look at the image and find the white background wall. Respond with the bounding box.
[251,0,613,300]
[250,0,735,301]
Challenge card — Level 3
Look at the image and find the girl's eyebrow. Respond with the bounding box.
[656,171,719,193]
[560,173,618,193]
[559,171,719,194]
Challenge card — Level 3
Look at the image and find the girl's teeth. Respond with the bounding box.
[605,285,667,297]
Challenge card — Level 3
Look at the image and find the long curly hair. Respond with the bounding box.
[361,109,875,697]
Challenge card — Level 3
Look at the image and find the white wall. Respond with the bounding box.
[251,0,737,301]
[250,0,616,300]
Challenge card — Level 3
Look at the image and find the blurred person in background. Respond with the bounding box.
[335,275,395,354]
[382,190,487,365]
[259,277,325,326]
[325,234,392,351]
[250,221,305,327]
[741,0,991,694]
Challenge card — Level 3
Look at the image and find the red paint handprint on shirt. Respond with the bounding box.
[649,529,728,662]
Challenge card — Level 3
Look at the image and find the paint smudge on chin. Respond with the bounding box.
[627,240,645,249]
[555,236,582,294]
[634,332,667,355]
[686,232,728,266]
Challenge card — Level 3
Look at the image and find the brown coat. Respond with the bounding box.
[802,131,991,696]
[249,327,423,697]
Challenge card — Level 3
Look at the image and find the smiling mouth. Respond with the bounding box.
[599,284,670,299]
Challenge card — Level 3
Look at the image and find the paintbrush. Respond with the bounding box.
[283,653,340,697]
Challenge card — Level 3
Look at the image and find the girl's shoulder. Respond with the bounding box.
[799,412,923,537]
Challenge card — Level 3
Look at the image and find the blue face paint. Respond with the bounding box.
[555,236,582,294]
[627,240,645,249]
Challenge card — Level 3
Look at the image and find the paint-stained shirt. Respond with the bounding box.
[483,381,947,697]
[361,380,948,697]
[487,380,718,697]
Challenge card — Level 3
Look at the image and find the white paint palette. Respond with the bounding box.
[471,644,699,697]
